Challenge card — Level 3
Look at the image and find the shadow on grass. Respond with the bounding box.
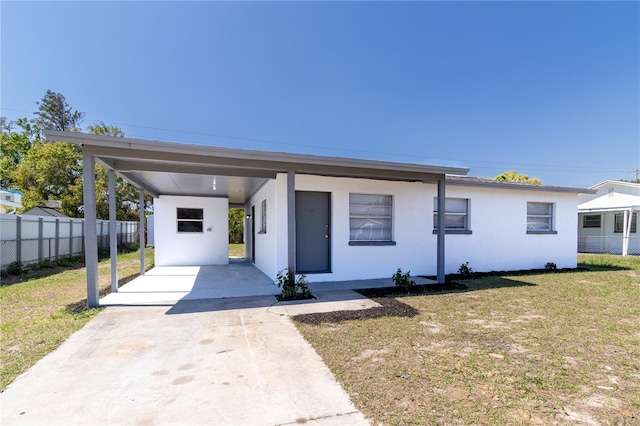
[294,297,421,325]
[576,263,632,272]
[1,264,86,287]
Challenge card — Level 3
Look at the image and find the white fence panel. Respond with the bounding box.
[0,214,140,269]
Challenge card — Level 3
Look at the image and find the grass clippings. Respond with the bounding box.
[0,248,154,391]
[294,254,640,425]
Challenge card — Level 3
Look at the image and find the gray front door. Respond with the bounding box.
[296,191,331,273]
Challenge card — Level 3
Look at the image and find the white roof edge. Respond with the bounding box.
[445,176,595,194]
[43,130,470,176]
[578,206,640,212]
[590,179,640,190]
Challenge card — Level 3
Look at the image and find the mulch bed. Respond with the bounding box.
[292,282,467,325]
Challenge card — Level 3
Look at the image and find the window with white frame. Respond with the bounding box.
[433,198,470,232]
[260,199,267,233]
[177,208,203,233]
[582,214,601,228]
[614,212,637,233]
[526,202,554,232]
[349,194,393,243]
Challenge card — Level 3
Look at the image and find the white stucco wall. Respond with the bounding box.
[441,186,579,272]
[245,180,278,280]
[271,174,434,282]
[154,195,229,266]
[252,175,580,281]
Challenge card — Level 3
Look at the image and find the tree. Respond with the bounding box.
[229,208,245,243]
[87,122,153,221]
[1,119,32,189]
[494,170,542,185]
[12,140,83,216]
[35,90,84,131]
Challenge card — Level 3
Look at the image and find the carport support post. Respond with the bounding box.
[139,189,145,276]
[436,178,446,284]
[287,170,296,271]
[109,169,118,292]
[82,151,99,307]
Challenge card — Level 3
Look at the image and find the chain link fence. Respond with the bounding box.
[1,214,139,269]
[578,236,640,255]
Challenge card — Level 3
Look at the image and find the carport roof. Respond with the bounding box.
[44,130,469,204]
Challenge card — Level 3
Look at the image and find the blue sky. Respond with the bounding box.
[1,1,638,188]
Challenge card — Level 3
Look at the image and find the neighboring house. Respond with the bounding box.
[578,180,640,255]
[44,130,593,305]
[22,206,70,218]
[0,190,22,214]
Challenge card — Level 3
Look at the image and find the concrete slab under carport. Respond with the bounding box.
[100,258,436,306]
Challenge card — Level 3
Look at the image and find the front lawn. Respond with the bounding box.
[295,254,640,425]
[0,248,154,390]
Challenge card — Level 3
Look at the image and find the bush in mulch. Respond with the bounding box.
[292,282,468,325]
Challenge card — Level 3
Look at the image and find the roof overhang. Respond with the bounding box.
[446,176,595,194]
[578,192,640,212]
[44,130,470,203]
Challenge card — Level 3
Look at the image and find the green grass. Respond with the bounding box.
[229,243,245,258]
[0,248,154,390]
[295,254,640,425]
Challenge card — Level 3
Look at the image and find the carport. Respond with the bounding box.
[44,130,468,307]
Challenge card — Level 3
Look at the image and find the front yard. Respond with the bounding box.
[295,254,640,425]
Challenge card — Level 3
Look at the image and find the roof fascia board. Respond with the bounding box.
[44,130,469,177]
[446,178,595,194]
[578,206,640,212]
[83,142,450,182]
[590,180,640,190]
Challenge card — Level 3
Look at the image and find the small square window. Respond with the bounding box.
[582,214,601,228]
[433,198,470,233]
[614,212,637,233]
[177,208,203,233]
[349,193,393,243]
[527,202,555,233]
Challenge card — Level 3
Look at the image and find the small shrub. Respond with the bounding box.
[38,259,57,269]
[0,269,8,279]
[392,268,415,292]
[119,242,140,254]
[97,247,110,260]
[545,262,557,271]
[6,261,24,276]
[458,262,474,279]
[276,268,312,300]
[55,256,78,267]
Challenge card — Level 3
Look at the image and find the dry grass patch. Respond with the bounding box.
[295,255,640,425]
[0,248,154,390]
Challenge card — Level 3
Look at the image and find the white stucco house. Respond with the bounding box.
[0,189,22,214]
[44,130,593,306]
[578,180,640,255]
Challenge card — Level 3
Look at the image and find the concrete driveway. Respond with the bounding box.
[1,294,374,425]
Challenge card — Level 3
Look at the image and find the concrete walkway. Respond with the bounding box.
[1,294,375,425]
